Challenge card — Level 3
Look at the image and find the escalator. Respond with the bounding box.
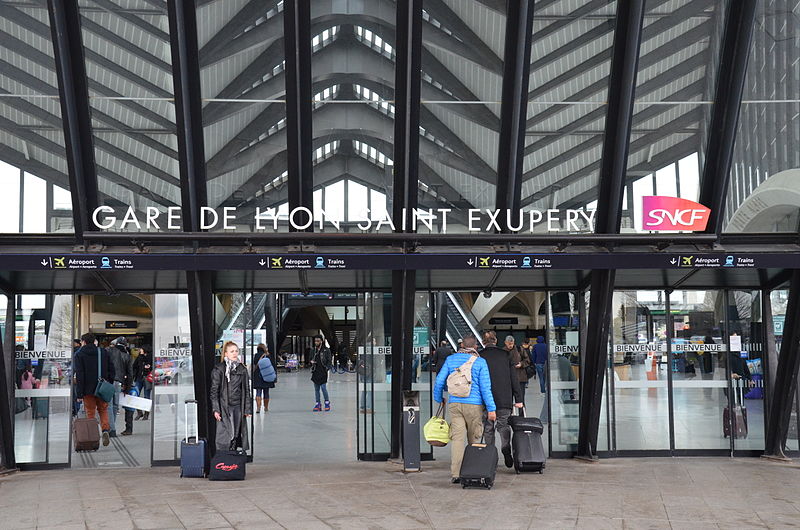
[442,292,483,348]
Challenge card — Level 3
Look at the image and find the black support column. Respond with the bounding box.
[186,271,215,452]
[698,1,758,235]
[0,294,16,471]
[283,0,313,217]
[577,0,646,460]
[764,270,800,459]
[168,0,214,450]
[47,0,99,244]
[495,0,534,230]
[390,0,423,461]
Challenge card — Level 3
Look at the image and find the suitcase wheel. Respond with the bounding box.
[462,484,466,489]
[539,470,543,474]
[515,468,520,474]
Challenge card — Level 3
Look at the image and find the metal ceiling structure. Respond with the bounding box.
[3,0,793,235]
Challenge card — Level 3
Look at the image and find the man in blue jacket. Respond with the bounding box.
[434,335,496,483]
[532,336,548,394]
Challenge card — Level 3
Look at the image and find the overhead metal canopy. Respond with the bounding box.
[0,0,739,225]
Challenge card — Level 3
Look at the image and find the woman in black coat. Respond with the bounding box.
[252,344,276,413]
[210,341,252,451]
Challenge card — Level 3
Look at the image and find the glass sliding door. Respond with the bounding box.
[728,290,765,451]
[670,290,730,451]
[609,291,670,451]
[152,294,192,464]
[547,291,581,453]
[12,294,73,467]
[357,292,391,459]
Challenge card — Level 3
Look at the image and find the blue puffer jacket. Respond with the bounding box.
[433,352,496,412]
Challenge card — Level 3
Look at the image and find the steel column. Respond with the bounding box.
[390,269,417,459]
[764,270,800,458]
[392,0,422,227]
[698,0,758,234]
[0,295,16,470]
[283,0,314,220]
[578,0,646,460]
[47,0,99,244]
[495,0,535,230]
[167,0,208,232]
[186,271,215,457]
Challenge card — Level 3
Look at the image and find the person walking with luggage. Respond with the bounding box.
[108,337,133,437]
[310,335,332,412]
[505,335,531,404]
[433,335,496,484]
[210,341,252,451]
[132,345,153,421]
[532,336,548,394]
[479,331,523,468]
[253,344,276,413]
[74,333,115,447]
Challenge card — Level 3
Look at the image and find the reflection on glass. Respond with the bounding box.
[153,294,193,463]
[357,293,391,457]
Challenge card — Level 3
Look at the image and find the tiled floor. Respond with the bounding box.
[2,456,800,529]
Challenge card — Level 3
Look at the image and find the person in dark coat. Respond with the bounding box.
[74,332,115,447]
[210,341,252,451]
[310,335,332,411]
[532,336,549,394]
[132,345,153,420]
[480,330,523,468]
[432,340,453,374]
[252,343,276,413]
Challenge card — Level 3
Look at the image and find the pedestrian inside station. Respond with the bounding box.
[0,0,799,526]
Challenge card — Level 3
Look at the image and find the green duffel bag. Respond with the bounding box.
[424,402,450,447]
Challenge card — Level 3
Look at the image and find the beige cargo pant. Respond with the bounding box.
[448,402,485,478]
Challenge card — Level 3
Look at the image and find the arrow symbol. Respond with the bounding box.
[40,259,48,267]
[670,258,677,265]
[258,259,266,266]
[467,258,474,266]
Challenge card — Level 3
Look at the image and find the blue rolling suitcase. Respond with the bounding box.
[180,400,208,478]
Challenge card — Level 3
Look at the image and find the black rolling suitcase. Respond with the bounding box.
[459,431,498,489]
[180,400,208,478]
[509,408,546,474]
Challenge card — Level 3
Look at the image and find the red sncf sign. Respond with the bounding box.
[642,196,711,231]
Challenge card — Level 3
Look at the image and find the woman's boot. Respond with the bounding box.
[143,411,150,421]
[264,398,270,412]
[135,410,143,420]
[255,396,262,413]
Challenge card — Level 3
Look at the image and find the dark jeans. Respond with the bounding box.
[124,408,134,432]
[483,407,512,454]
[314,383,329,403]
[535,364,546,393]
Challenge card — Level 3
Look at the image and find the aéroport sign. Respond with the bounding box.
[90,196,710,233]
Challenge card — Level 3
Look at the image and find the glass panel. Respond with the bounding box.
[622,1,724,232]
[412,292,433,456]
[671,290,729,450]
[196,1,287,232]
[0,2,73,233]
[421,0,505,232]
[357,292,391,457]
[770,289,798,452]
[724,3,800,232]
[547,291,581,452]
[152,294,192,463]
[524,1,616,221]
[609,291,669,450]
[13,295,73,465]
[728,290,764,450]
[78,1,181,231]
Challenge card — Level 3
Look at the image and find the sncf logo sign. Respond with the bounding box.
[642,196,711,231]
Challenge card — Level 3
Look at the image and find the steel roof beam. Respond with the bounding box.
[283,0,314,222]
[168,0,208,233]
[698,0,758,235]
[47,0,99,245]
[495,0,534,231]
[579,0,646,462]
